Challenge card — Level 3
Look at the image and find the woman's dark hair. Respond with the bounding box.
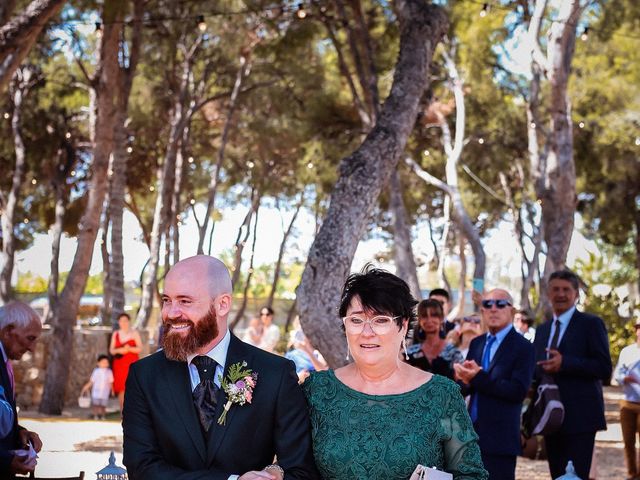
[118,312,131,321]
[259,306,274,316]
[338,265,418,329]
[428,288,450,301]
[417,299,444,319]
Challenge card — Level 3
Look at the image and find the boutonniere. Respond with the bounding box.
[217,361,258,425]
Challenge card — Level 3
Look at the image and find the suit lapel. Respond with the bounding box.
[164,356,207,463]
[206,334,254,464]
[488,329,514,372]
[557,309,579,350]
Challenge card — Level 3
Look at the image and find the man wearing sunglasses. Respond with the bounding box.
[454,289,535,480]
[533,270,612,480]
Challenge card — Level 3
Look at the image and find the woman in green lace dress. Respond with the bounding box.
[302,267,487,480]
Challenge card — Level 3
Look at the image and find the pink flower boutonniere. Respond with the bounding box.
[217,361,257,426]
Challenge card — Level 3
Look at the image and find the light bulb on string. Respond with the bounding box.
[65,132,71,139]
[578,121,585,129]
[635,136,640,146]
[479,3,488,18]
[31,179,37,185]
[580,26,589,42]
[478,137,485,144]
[3,113,9,119]
[297,4,307,19]
[126,146,133,153]
[95,22,103,38]
[197,15,207,32]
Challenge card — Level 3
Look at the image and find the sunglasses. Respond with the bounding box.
[463,316,481,324]
[481,299,512,310]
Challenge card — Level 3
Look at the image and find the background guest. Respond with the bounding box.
[110,312,142,411]
[454,289,535,480]
[406,299,462,379]
[455,314,484,359]
[0,301,43,478]
[428,288,456,335]
[242,316,263,346]
[258,306,280,353]
[80,354,114,420]
[285,328,328,382]
[514,309,536,342]
[613,317,640,480]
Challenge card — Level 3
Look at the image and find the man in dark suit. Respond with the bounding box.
[534,270,612,480]
[0,301,43,478]
[454,288,535,480]
[123,255,318,480]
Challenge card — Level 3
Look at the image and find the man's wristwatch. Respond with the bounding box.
[265,464,284,478]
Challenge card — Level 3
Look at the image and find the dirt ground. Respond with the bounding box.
[18,387,628,479]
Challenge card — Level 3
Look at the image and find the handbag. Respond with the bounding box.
[409,465,453,480]
[78,391,91,408]
[522,373,564,438]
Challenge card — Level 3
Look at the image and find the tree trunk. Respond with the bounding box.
[527,0,584,292]
[389,170,420,298]
[231,191,260,289]
[449,234,466,319]
[171,127,188,265]
[635,205,640,298]
[297,0,447,368]
[267,193,304,309]
[0,0,65,93]
[230,206,260,331]
[197,55,250,254]
[0,0,17,25]
[108,0,143,325]
[99,203,111,323]
[0,67,33,304]
[136,54,192,328]
[39,1,123,414]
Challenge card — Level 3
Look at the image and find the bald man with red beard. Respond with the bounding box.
[123,255,319,480]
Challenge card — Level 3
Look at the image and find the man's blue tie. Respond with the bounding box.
[470,335,496,423]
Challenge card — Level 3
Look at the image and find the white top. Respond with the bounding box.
[259,324,280,353]
[614,342,640,402]
[90,367,114,400]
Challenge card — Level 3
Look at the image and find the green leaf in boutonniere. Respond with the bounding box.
[217,361,258,425]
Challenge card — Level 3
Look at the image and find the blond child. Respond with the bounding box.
[81,354,114,420]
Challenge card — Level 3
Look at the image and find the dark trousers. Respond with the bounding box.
[480,452,516,480]
[620,400,640,478]
[544,431,595,480]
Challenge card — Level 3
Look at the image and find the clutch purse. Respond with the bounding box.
[409,465,453,480]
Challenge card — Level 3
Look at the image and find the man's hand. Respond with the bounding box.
[537,348,562,373]
[453,360,481,385]
[624,375,638,384]
[238,470,277,480]
[19,428,43,452]
[10,452,36,475]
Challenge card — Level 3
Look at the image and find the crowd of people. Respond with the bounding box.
[2,254,639,479]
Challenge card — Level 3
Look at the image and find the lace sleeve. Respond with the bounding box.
[440,383,488,480]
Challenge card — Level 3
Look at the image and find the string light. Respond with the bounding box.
[70,170,76,177]
[3,113,9,119]
[479,3,488,17]
[197,15,207,32]
[296,4,307,19]
[578,121,585,129]
[95,22,103,38]
[530,122,536,129]
[23,218,29,224]
[247,161,255,169]
[478,137,485,144]
[149,185,155,192]
[126,146,133,153]
[65,131,71,139]
[187,156,194,163]
[189,198,196,205]
[423,150,430,157]
[307,162,314,169]
[31,179,37,185]
[635,137,640,146]
[580,26,589,42]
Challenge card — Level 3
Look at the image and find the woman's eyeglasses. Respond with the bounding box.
[462,316,481,324]
[481,299,512,310]
[342,315,400,335]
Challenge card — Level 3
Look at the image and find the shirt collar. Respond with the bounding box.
[489,323,513,343]
[0,341,7,363]
[187,328,231,369]
[554,305,576,325]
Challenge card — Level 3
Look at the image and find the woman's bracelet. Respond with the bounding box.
[265,464,284,478]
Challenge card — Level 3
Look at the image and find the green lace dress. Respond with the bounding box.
[302,370,487,480]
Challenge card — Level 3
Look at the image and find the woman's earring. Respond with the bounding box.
[402,338,409,361]
[345,340,351,361]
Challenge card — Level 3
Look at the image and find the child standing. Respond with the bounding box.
[81,354,114,420]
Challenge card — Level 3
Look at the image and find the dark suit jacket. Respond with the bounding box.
[464,328,535,456]
[0,351,20,477]
[122,334,319,480]
[533,310,612,435]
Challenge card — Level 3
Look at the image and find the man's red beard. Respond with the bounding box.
[161,305,219,361]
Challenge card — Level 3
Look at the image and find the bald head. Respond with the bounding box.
[167,255,232,299]
[481,288,515,335]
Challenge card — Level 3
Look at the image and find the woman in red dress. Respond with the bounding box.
[109,313,142,411]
